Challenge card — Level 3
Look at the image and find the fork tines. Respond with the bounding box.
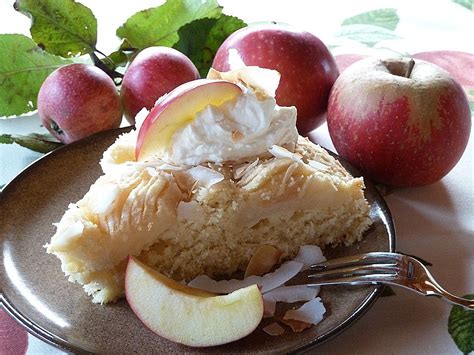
[307,252,401,286]
[310,252,402,271]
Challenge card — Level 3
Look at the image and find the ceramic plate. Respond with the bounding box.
[0,128,395,354]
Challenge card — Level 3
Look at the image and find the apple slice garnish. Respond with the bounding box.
[135,79,242,161]
[125,256,264,347]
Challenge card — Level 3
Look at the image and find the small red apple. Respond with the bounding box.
[121,46,200,124]
[212,24,339,134]
[38,63,122,144]
[327,57,471,187]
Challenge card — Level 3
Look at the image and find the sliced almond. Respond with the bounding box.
[245,245,283,278]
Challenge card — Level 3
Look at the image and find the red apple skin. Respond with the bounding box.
[334,54,366,73]
[121,46,200,124]
[412,51,474,87]
[212,24,339,134]
[38,63,122,144]
[327,57,471,187]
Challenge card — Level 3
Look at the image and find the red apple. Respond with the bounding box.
[412,51,474,87]
[334,54,366,73]
[121,46,200,124]
[212,24,339,134]
[38,63,122,144]
[327,57,471,187]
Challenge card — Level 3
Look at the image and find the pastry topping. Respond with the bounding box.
[263,285,319,317]
[244,245,283,278]
[137,66,298,165]
[279,318,312,333]
[268,145,302,162]
[308,159,329,172]
[293,245,327,270]
[282,297,326,325]
[186,165,224,188]
[188,260,303,294]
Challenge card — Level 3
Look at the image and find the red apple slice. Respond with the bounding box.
[125,257,264,347]
[135,79,242,161]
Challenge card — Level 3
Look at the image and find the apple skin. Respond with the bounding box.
[121,46,200,124]
[125,256,264,347]
[212,24,339,134]
[327,57,471,187]
[38,63,122,144]
[136,79,242,161]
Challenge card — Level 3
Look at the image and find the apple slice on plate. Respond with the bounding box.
[125,257,264,347]
[135,79,242,161]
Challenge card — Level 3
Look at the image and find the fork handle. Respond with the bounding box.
[429,289,474,310]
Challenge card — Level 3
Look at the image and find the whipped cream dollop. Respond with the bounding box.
[152,67,298,165]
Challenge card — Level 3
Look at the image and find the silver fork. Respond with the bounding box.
[307,252,474,310]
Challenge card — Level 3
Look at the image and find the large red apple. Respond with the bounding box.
[121,46,200,124]
[38,63,122,144]
[212,24,339,134]
[327,57,471,187]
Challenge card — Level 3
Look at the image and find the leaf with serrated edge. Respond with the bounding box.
[0,133,62,153]
[174,15,246,77]
[336,24,400,47]
[342,8,399,31]
[116,0,222,49]
[0,34,72,117]
[15,0,97,57]
[448,294,474,354]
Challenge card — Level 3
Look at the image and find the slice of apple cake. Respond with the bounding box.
[46,67,372,304]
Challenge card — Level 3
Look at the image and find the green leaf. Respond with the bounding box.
[116,0,223,49]
[14,0,97,57]
[336,24,401,47]
[174,15,246,77]
[448,294,474,354]
[342,8,399,31]
[0,133,63,153]
[107,50,128,68]
[453,0,474,10]
[0,34,72,117]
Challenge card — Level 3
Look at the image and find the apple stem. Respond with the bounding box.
[405,59,415,78]
[89,52,124,84]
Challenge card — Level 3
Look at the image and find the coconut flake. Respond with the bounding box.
[262,285,319,317]
[188,260,303,294]
[244,245,282,278]
[234,158,259,180]
[187,166,224,188]
[264,285,319,303]
[293,245,327,271]
[263,322,285,336]
[307,159,329,172]
[280,318,312,332]
[268,145,301,162]
[283,297,326,325]
[208,64,281,98]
